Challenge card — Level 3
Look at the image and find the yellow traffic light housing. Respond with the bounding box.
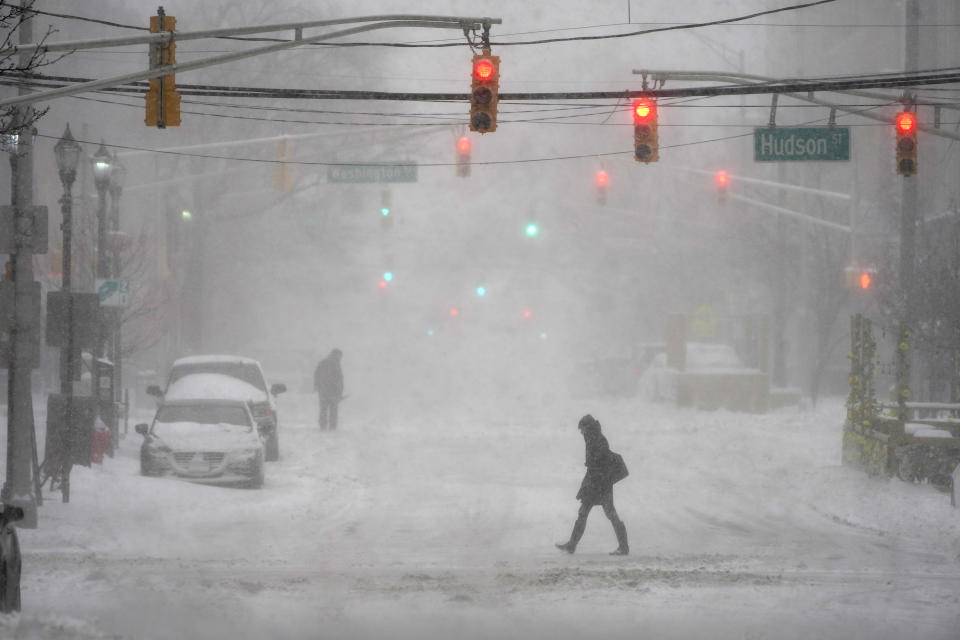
[469,51,500,134]
[145,11,180,127]
[632,98,659,163]
[895,111,917,176]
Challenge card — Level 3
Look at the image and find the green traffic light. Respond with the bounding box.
[525,223,538,237]
[381,208,390,217]
[181,210,192,221]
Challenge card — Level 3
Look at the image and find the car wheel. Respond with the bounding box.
[248,455,265,489]
[265,430,279,462]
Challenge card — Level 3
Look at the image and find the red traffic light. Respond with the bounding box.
[896,111,916,134]
[457,136,471,154]
[715,170,729,187]
[449,307,460,317]
[473,59,495,82]
[595,170,609,187]
[633,99,654,122]
[859,271,872,290]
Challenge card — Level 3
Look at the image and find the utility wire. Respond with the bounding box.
[11,67,960,103]
[29,102,887,168]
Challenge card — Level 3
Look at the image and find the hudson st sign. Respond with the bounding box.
[754,127,850,162]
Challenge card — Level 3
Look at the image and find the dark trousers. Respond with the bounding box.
[569,490,628,551]
[319,395,339,430]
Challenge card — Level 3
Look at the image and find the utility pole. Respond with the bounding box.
[2,0,40,529]
[897,0,920,419]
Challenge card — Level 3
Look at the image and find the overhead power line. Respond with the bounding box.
[9,67,960,104]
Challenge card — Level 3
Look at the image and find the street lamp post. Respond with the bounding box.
[91,142,112,456]
[53,124,81,502]
[91,141,112,284]
[107,153,126,451]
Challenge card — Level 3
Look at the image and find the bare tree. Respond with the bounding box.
[0,0,70,135]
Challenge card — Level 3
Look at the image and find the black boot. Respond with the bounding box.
[610,520,629,556]
[557,514,587,554]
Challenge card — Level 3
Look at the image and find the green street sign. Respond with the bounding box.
[754,127,850,162]
[327,164,418,183]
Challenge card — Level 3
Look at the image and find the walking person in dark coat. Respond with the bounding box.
[314,348,344,430]
[556,414,629,555]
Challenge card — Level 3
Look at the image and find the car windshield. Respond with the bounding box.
[155,404,251,428]
[168,361,266,392]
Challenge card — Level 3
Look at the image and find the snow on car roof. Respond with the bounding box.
[172,354,261,366]
[164,372,267,402]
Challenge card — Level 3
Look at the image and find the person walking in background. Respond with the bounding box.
[556,414,630,555]
[314,348,344,430]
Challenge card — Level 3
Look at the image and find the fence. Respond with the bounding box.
[842,314,960,490]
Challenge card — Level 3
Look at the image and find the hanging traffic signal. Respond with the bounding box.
[469,51,500,133]
[844,265,877,291]
[145,10,180,127]
[632,98,658,163]
[456,136,471,177]
[380,190,392,230]
[595,170,609,205]
[895,111,917,176]
[715,170,729,203]
[525,223,538,237]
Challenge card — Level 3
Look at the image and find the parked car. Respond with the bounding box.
[148,355,286,461]
[135,398,265,489]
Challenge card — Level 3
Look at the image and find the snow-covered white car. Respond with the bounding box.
[135,398,265,489]
[148,355,286,462]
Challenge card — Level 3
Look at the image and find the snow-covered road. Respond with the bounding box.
[5,393,960,639]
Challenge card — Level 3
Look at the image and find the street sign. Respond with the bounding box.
[754,127,850,162]
[46,291,99,350]
[96,279,129,307]
[0,205,48,253]
[327,164,418,183]
[0,281,41,368]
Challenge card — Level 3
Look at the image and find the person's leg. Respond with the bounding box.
[602,493,629,555]
[319,397,329,430]
[329,401,338,430]
[557,501,592,553]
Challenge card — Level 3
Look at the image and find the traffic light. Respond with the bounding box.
[632,98,659,163]
[380,190,392,230]
[524,223,538,237]
[715,170,729,203]
[845,265,876,291]
[145,10,180,127]
[895,110,918,176]
[595,169,609,205]
[456,136,471,177]
[469,51,500,134]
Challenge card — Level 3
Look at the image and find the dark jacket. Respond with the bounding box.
[314,352,343,400]
[576,424,615,505]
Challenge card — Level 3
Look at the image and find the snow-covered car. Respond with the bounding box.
[135,398,266,488]
[148,355,286,462]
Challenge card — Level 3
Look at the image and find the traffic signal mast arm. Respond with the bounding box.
[0,15,503,109]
